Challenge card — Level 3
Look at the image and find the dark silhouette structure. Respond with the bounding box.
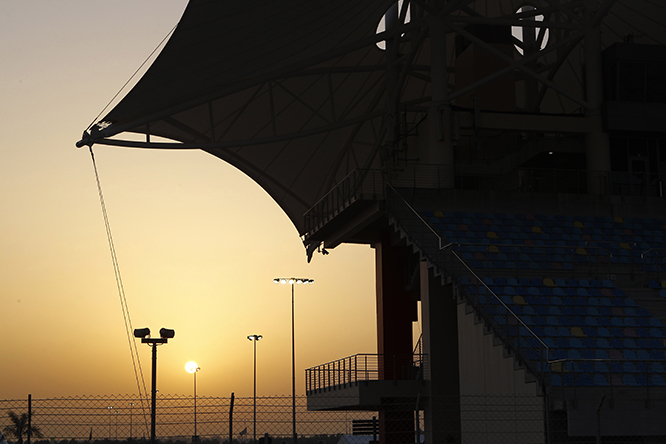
[79,1,666,442]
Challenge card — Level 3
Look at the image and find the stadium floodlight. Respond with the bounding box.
[134,328,151,338]
[273,277,314,444]
[248,334,262,444]
[159,328,175,339]
[137,327,175,444]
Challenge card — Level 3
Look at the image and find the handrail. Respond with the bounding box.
[305,353,428,393]
[303,169,383,236]
[641,248,666,259]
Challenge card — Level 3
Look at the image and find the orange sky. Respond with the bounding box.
[0,1,382,400]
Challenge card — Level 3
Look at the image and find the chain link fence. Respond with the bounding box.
[4,394,666,444]
[0,395,373,443]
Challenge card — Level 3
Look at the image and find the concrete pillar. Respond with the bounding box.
[584,0,611,194]
[420,262,461,444]
[428,13,455,188]
[375,236,416,444]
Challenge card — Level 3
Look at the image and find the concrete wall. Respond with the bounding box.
[456,299,545,443]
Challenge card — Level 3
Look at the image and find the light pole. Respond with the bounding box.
[185,361,201,442]
[115,410,120,439]
[247,335,263,444]
[134,327,175,444]
[273,277,314,444]
[129,402,134,440]
[107,406,114,439]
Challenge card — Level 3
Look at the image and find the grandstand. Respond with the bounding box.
[78,0,666,442]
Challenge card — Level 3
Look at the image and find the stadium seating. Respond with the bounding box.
[426,210,666,388]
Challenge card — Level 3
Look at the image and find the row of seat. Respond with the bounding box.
[469,287,639,309]
[516,313,661,329]
[435,221,664,241]
[551,373,666,387]
[425,211,666,272]
[493,316,664,340]
[539,336,666,351]
[475,276,614,287]
[423,210,666,229]
[555,359,666,373]
[438,226,664,246]
[649,280,666,289]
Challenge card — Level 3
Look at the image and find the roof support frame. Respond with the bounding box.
[444,19,589,109]
[89,108,388,151]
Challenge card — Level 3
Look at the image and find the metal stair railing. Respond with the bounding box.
[385,185,550,385]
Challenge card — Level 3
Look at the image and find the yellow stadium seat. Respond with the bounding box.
[543,278,556,287]
[571,327,586,337]
[513,295,527,305]
[550,362,566,373]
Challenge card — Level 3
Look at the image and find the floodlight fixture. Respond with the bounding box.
[247,334,263,341]
[273,277,314,285]
[134,328,151,338]
[160,328,175,339]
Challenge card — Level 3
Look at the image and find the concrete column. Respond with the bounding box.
[375,236,416,444]
[420,262,461,444]
[428,13,455,188]
[584,0,611,194]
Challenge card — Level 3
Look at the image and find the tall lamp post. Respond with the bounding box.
[115,410,120,439]
[129,402,134,440]
[134,327,175,444]
[247,335,263,444]
[185,361,201,442]
[107,406,114,439]
[273,277,314,444]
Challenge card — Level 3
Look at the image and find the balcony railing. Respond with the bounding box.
[303,169,383,237]
[306,353,428,394]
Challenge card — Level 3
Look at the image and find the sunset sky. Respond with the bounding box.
[0,1,382,400]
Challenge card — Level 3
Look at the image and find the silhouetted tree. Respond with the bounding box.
[3,411,43,444]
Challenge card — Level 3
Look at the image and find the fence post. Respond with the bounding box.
[229,392,235,444]
[27,394,32,444]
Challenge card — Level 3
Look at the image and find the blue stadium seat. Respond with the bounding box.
[594,361,609,373]
[593,374,609,386]
[596,350,610,359]
[650,375,666,386]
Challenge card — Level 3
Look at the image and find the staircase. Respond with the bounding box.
[384,185,550,388]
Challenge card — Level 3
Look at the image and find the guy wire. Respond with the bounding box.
[88,147,151,433]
